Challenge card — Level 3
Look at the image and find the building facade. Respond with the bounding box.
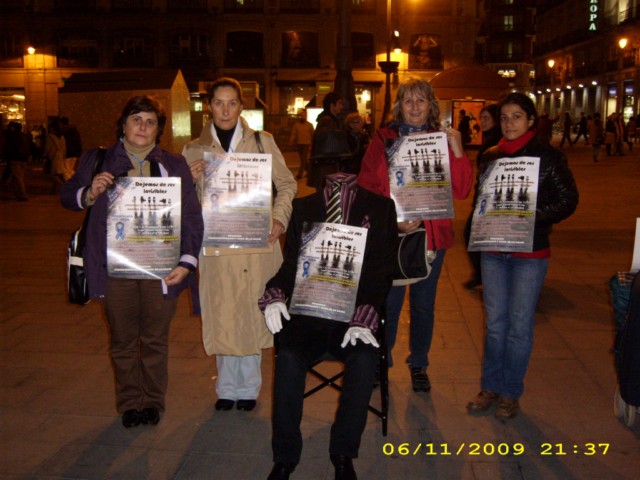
[477,0,536,94]
[0,0,482,141]
[534,0,640,121]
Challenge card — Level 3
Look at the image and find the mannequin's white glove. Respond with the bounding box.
[340,326,380,349]
[264,302,290,334]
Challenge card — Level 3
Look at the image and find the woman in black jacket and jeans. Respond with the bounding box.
[466,93,579,419]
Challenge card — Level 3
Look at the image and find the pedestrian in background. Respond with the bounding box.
[588,112,604,162]
[624,115,635,152]
[573,112,589,145]
[604,113,616,156]
[289,108,314,180]
[559,112,573,148]
[60,116,83,174]
[308,91,345,189]
[44,118,66,194]
[458,109,472,145]
[463,104,501,289]
[536,112,558,145]
[343,111,370,175]
[2,121,31,201]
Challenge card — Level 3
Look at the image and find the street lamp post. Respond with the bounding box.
[334,1,357,113]
[547,58,556,114]
[378,0,399,127]
[618,38,628,119]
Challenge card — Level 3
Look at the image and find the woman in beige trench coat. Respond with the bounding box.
[182,77,297,412]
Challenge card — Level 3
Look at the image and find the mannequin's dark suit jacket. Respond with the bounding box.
[266,185,398,327]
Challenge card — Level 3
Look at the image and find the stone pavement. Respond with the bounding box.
[1,138,639,479]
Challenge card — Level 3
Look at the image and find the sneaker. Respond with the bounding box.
[495,396,519,419]
[410,367,431,392]
[466,390,499,413]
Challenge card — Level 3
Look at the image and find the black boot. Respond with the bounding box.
[330,454,357,480]
[267,462,296,480]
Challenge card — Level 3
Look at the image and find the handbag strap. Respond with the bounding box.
[255,130,264,154]
[79,148,108,239]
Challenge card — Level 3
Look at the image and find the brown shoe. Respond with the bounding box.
[495,396,519,419]
[466,390,499,412]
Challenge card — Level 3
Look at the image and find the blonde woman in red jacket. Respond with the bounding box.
[358,77,472,393]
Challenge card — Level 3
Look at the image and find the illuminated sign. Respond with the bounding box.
[589,0,598,31]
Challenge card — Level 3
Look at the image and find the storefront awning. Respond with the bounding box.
[430,66,509,100]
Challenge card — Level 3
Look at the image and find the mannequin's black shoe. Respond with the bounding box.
[140,407,160,425]
[122,409,141,428]
[330,454,357,480]
[267,462,296,480]
[410,367,431,392]
[215,399,235,411]
[237,399,257,411]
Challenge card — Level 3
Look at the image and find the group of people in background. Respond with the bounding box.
[53,74,582,480]
[0,116,82,200]
[537,109,639,162]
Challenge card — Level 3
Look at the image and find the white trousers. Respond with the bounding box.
[216,353,262,401]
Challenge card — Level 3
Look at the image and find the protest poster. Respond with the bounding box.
[387,131,454,220]
[468,156,540,252]
[289,222,368,323]
[106,177,181,279]
[201,151,273,255]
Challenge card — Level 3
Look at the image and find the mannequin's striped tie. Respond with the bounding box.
[326,183,342,223]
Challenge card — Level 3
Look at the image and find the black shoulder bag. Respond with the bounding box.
[67,148,106,305]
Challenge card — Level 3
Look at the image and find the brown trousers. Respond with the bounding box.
[105,278,177,413]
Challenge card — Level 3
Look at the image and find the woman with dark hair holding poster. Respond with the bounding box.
[466,93,578,419]
[60,96,203,428]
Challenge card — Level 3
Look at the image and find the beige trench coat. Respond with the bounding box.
[182,117,297,356]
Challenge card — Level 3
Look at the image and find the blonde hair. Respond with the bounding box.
[392,77,441,130]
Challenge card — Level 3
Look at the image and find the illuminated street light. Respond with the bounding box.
[619,38,628,49]
[27,46,35,55]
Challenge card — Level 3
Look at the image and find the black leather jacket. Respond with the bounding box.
[477,136,579,251]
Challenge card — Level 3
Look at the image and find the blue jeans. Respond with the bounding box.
[386,249,446,369]
[480,252,549,399]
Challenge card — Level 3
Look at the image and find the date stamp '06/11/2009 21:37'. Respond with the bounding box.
[381,442,610,457]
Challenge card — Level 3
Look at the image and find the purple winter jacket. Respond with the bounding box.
[60,141,204,300]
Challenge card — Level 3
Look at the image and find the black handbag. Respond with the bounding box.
[66,148,106,305]
[392,228,433,286]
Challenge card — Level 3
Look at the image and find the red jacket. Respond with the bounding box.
[358,126,472,250]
